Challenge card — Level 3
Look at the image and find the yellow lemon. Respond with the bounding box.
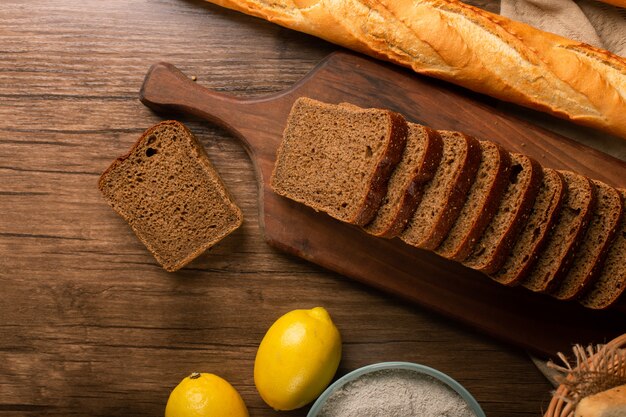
[254,307,342,411]
[165,372,248,417]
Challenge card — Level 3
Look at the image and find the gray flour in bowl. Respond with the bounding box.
[317,369,478,417]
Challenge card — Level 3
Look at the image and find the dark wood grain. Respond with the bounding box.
[1,0,622,416]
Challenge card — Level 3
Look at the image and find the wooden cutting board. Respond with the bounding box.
[139,52,626,357]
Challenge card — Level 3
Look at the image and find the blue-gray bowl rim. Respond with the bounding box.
[307,361,486,417]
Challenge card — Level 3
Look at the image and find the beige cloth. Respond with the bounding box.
[500,0,626,57]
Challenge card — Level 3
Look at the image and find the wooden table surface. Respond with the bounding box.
[2,1,625,416]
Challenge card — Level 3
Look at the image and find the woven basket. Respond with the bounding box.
[544,333,626,417]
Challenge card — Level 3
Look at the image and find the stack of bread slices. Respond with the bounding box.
[271,98,626,310]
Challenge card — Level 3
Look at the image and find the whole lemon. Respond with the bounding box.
[254,307,342,411]
[165,372,248,417]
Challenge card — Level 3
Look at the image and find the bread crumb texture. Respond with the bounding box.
[271,97,406,225]
[521,171,595,293]
[270,98,626,310]
[580,189,626,309]
[98,120,242,272]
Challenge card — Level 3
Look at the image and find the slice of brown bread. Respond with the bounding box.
[435,140,511,261]
[364,123,443,238]
[520,171,596,293]
[490,168,565,286]
[271,97,408,226]
[462,153,543,274]
[400,131,481,250]
[579,188,626,309]
[551,180,623,300]
[98,120,243,272]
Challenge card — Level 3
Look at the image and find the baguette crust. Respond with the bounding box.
[574,384,626,417]
[205,0,626,139]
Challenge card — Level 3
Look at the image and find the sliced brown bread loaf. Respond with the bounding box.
[400,131,481,250]
[580,189,626,309]
[551,180,623,300]
[98,120,243,272]
[435,140,511,261]
[271,97,408,226]
[462,153,543,274]
[490,168,565,286]
[364,123,443,238]
[520,171,596,293]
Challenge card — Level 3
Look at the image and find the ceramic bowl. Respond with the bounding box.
[307,361,486,417]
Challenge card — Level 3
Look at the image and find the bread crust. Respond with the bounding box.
[574,384,626,417]
[540,174,596,293]
[491,168,566,286]
[271,98,409,226]
[400,131,482,250]
[365,124,443,238]
[436,141,511,261]
[463,154,543,274]
[580,189,626,309]
[422,132,481,250]
[380,126,442,237]
[99,120,243,272]
[205,0,626,139]
[551,180,623,300]
[353,111,409,225]
[521,171,597,293]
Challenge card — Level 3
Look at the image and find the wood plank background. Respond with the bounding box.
[1,1,624,416]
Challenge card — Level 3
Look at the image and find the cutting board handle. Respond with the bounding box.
[140,62,296,155]
[140,62,257,135]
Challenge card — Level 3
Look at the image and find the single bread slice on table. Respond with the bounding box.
[99,120,243,272]
[520,171,596,293]
[271,97,408,226]
[435,140,511,261]
[551,180,622,300]
[579,188,626,309]
[400,131,482,250]
[491,168,565,286]
[462,153,543,275]
[364,122,443,238]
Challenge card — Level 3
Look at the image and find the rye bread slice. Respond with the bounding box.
[364,123,443,238]
[271,97,408,226]
[462,153,543,274]
[435,140,511,261]
[551,180,623,300]
[400,131,481,250]
[520,171,596,293]
[490,168,565,286]
[579,189,626,309]
[98,120,243,272]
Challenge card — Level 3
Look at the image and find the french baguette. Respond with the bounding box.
[575,384,626,417]
[205,0,626,139]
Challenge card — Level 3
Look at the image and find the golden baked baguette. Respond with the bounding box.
[575,384,626,417]
[205,0,626,139]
